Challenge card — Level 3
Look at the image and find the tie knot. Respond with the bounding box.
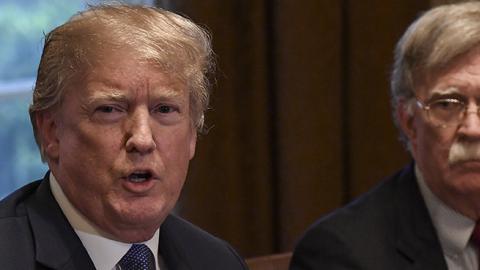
[118,244,155,270]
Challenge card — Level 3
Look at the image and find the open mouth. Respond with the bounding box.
[127,171,153,183]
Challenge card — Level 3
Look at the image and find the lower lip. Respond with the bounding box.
[121,177,156,193]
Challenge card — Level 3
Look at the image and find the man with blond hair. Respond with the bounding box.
[0,4,247,270]
[291,2,480,269]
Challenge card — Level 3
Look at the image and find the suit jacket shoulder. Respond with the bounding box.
[0,176,247,270]
[290,164,448,270]
[0,178,101,270]
[0,181,40,269]
[160,214,248,270]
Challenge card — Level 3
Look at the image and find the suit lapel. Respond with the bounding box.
[394,164,448,270]
[25,175,96,270]
[159,215,193,270]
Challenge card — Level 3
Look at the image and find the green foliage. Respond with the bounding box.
[0,0,82,196]
[0,0,82,81]
[0,94,47,197]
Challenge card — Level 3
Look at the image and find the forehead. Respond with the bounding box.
[421,47,480,98]
[79,50,186,96]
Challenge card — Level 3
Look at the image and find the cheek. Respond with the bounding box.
[58,122,122,169]
[414,123,456,165]
[83,121,121,145]
[152,130,192,197]
[164,137,193,167]
[160,125,195,154]
[157,128,194,178]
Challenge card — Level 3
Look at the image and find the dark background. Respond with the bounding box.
[156,0,457,258]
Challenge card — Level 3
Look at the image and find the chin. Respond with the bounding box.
[105,212,164,243]
[121,204,167,225]
[448,173,480,192]
[114,226,159,243]
[104,200,169,235]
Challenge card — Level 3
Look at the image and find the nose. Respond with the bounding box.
[458,105,480,140]
[125,110,156,154]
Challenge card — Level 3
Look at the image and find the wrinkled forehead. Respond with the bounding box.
[61,38,187,100]
[416,46,480,97]
[92,54,185,90]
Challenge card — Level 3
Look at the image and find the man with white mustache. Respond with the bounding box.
[291,2,480,270]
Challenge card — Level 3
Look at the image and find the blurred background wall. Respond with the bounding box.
[164,0,464,258]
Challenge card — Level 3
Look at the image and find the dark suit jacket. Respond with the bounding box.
[290,164,449,270]
[0,174,248,270]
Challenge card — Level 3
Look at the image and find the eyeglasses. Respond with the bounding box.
[416,97,480,128]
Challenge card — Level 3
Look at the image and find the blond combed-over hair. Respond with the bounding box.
[30,4,213,160]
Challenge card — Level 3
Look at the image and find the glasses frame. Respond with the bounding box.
[415,97,467,128]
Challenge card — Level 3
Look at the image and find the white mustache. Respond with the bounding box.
[448,141,480,164]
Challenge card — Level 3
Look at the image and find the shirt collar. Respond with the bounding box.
[415,165,476,256]
[49,173,160,270]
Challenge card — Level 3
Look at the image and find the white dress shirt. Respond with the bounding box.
[416,166,478,270]
[49,173,165,270]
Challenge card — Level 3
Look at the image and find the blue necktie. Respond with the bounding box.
[117,244,156,270]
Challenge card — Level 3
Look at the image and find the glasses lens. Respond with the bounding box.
[428,99,464,126]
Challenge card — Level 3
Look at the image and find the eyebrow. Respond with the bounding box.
[86,91,128,106]
[149,87,184,100]
[85,86,185,106]
[430,86,460,96]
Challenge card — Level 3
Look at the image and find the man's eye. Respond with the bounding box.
[431,99,463,111]
[96,105,118,113]
[156,105,176,113]
[92,105,125,122]
[437,101,453,109]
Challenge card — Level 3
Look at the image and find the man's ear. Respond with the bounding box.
[35,111,59,161]
[189,129,197,160]
[397,100,417,143]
